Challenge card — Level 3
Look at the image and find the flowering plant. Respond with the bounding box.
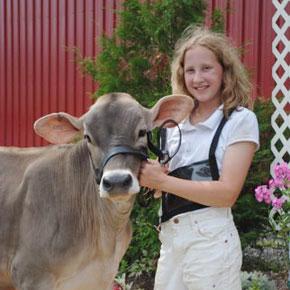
[113,274,133,290]
[255,162,290,237]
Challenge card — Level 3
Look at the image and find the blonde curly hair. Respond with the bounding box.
[171,26,252,117]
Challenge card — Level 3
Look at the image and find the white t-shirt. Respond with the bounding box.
[166,105,260,174]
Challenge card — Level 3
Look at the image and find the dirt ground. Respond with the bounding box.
[130,271,289,290]
[269,271,288,290]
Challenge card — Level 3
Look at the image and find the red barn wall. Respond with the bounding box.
[0,0,276,147]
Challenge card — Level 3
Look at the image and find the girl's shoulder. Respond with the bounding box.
[228,106,258,125]
[225,106,260,149]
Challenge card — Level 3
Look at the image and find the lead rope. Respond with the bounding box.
[138,119,182,207]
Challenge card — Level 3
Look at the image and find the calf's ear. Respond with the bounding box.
[149,94,194,129]
[34,113,83,144]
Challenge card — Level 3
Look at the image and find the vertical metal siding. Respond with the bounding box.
[0,0,274,147]
[0,1,5,146]
[0,0,119,147]
[205,0,275,100]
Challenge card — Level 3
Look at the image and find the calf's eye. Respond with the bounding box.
[138,129,147,138]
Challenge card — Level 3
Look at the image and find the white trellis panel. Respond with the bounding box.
[271,0,290,175]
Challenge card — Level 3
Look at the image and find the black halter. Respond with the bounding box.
[85,120,182,186]
[86,143,148,185]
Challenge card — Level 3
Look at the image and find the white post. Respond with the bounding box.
[271,0,290,287]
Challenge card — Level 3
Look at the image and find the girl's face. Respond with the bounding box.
[183,45,223,107]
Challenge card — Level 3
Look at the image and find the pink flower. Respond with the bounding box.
[269,178,284,189]
[268,179,275,189]
[264,194,272,205]
[254,186,264,202]
[255,162,290,233]
[255,185,271,203]
[274,162,290,181]
[112,283,123,290]
[272,197,285,209]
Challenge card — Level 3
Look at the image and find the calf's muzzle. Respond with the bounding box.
[102,173,133,192]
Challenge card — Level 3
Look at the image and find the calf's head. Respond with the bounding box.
[34,93,193,200]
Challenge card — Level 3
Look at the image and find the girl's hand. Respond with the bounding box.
[139,159,169,191]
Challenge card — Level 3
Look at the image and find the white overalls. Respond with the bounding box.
[154,106,259,290]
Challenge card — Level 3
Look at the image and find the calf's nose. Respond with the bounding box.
[102,173,133,192]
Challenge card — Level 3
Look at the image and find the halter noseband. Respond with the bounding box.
[86,142,148,185]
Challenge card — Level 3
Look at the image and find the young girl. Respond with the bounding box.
[139,27,259,290]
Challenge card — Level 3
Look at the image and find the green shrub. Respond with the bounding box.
[119,200,160,277]
[233,99,275,247]
[211,8,224,33]
[241,271,277,290]
[79,0,206,106]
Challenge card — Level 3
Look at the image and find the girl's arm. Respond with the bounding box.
[139,141,256,207]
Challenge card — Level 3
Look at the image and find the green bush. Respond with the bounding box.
[233,99,275,247]
[80,0,206,106]
[119,200,160,277]
[241,271,277,290]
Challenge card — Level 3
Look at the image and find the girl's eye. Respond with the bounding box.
[84,134,92,143]
[138,129,147,138]
[203,66,211,70]
[186,68,195,73]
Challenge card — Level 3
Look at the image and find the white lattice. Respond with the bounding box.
[271,0,290,175]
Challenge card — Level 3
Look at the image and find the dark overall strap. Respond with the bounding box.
[160,112,232,223]
[208,115,229,180]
